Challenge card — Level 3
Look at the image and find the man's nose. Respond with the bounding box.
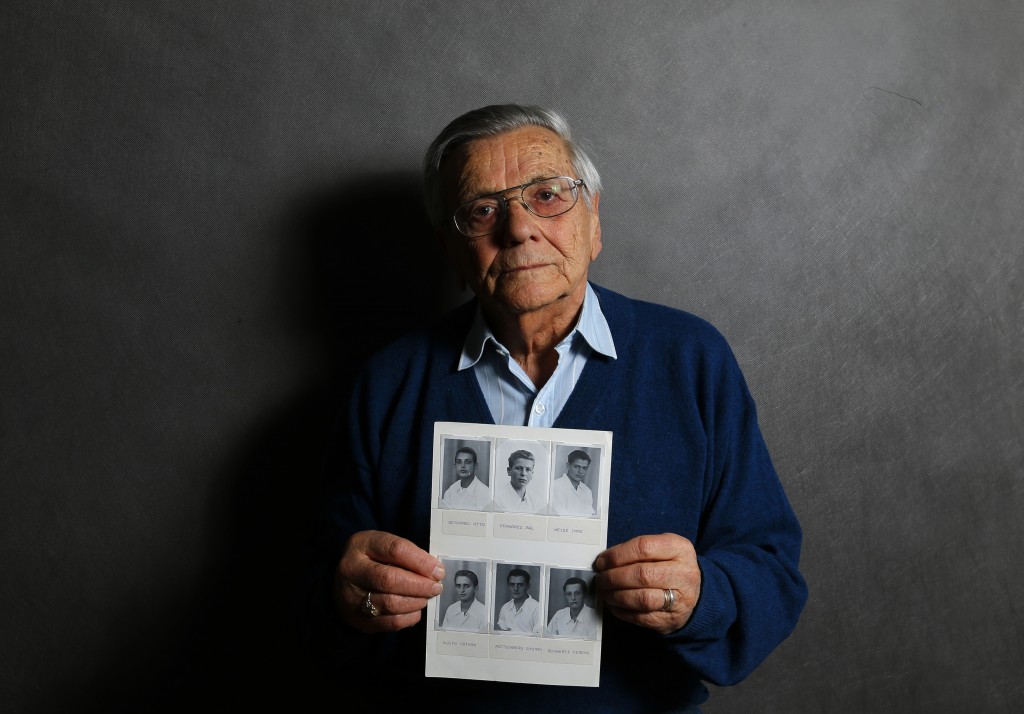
[497,198,535,246]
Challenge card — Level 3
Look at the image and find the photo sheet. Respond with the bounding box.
[426,421,612,688]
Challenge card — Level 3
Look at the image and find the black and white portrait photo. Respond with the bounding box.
[492,438,550,515]
[437,558,489,633]
[545,568,599,640]
[438,437,492,511]
[549,445,601,517]
[492,562,543,635]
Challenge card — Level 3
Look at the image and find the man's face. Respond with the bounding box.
[439,126,602,317]
[567,458,590,485]
[454,452,476,480]
[507,574,529,602]
[507,458,534,489]
[564,583,585,611]
[454,575,477,603]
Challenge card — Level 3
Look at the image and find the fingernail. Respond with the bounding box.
[432,581,443,596]
[432,565,445,581]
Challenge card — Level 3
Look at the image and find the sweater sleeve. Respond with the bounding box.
[294,372,380,670]
[297,353,431,672]
[665,344,808,686]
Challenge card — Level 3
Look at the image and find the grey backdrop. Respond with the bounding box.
[3,2,1022,712]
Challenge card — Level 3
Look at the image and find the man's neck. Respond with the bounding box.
[459,476,475,487]
[481,286,586,388]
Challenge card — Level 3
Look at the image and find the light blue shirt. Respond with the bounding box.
[459,283,617,427]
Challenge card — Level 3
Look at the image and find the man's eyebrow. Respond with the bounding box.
[460,173,560,202]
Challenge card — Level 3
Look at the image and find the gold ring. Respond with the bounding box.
[361,591,379,617]
[660,588,675,612]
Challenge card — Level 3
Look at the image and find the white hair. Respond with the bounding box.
[422,104,602,229]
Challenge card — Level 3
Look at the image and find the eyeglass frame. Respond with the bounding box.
[450,176,587,238]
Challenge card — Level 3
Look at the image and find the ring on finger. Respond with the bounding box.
[361,591,379,617]
[660,588,676,612]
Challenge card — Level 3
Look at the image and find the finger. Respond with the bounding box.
[343,598,426,633]
[604,600,665,622]
[595,560,672,593]
[603,602,689,636]
[359,531,446,582]
[336,572,432,633]
[342,531,445,599]
[363,557,444,599]
[594,533,690,571]
[357,611,424,633]
[340,577,433,618]
[602,585,697,637]
[599,584,670,614]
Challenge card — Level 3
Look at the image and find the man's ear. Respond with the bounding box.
[589,193,603,261]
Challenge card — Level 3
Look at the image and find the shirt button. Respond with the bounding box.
[534,403,546,415]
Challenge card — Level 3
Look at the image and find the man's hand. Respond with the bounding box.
[593,533,701,636]
[334,530,445,633]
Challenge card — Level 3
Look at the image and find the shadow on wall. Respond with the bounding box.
[287,169,467,371]
[93,173,465,711]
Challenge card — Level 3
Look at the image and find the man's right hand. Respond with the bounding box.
[334,530,446,633]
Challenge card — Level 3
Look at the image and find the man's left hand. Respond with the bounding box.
[593,533,701,635]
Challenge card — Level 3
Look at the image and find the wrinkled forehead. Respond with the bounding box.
[441,126,573,203]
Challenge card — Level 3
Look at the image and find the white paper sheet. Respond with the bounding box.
[425,422,612,687]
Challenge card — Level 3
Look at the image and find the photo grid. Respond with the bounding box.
[426,422,612,688]
[434,557,599,641]
[436,433,604,519]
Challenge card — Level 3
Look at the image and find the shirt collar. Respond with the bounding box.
[459,282,617,370]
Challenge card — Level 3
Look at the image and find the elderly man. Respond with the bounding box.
[317,104,806,712]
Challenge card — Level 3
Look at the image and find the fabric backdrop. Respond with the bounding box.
[3,2,1022,712]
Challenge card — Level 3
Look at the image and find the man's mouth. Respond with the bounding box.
[499,261,547,274]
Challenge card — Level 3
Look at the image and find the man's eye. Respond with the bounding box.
[471,201,499,217]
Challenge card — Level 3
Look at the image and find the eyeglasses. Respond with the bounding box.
[452,176,585,238]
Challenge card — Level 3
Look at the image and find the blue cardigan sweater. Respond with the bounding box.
[308,284,806,711]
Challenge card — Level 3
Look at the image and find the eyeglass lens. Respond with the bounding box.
[454,177,580,237]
